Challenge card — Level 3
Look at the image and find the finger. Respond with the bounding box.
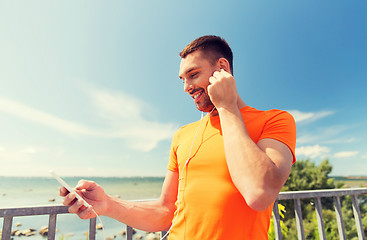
[77,205,95,220]
[62,192,77,206]
[59,186,69,197]
[75,181,101,201]
[213,69,230,79]
[75,180,96,191]
[212,70,222,79]
[220,68,232,77]
[68,198,86,214]
[209,76,217,85]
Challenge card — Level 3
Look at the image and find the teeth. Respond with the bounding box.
[193,92,201,99]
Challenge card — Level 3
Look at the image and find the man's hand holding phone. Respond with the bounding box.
[59,179,109,220]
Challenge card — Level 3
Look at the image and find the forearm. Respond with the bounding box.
[207,69,292,210]
[104,196,174,232]
[217,106,285,210]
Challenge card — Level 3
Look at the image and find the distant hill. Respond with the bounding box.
[330,176,367,188]
[330,176,367,180]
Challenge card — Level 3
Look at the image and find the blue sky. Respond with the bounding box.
[0,0,366,177]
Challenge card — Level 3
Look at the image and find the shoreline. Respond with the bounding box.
[1,215,161,240]
[0,176,164,239]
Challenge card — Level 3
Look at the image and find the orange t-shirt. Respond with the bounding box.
[167,106,296,240]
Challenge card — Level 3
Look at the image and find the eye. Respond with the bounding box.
[190,72,198,78]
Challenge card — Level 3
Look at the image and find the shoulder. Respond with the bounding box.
[241,106,294,121]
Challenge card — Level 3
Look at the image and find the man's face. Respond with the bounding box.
[179,51,218,113]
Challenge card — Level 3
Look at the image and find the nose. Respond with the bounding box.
[184,80,194,93]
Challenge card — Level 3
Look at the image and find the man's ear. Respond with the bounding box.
[217,58,231,73]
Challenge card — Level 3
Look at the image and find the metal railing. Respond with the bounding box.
[1,188,366,240]
[0,204,167,240]
[272,187,367,240]
[0,205,94,240]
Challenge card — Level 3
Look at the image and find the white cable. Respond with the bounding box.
[92,208,106,240]
[160,108,215,240]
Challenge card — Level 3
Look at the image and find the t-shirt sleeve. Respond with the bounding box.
[167,129,180,172]
[259,111,297,163]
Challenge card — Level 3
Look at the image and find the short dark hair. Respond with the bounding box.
[179,35,234,74]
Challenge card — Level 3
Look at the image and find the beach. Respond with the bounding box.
[0,176,164,239]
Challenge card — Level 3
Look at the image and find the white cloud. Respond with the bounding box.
[362,152,367,159]
[324,137,357,144]
[296,125,349,144]
[295,145,330,159]
[0,95,99,136]
[334,151,359,158]
[20,146,48,154]
[0,90,178,152]
[0,146,41,164]
[287,110,334,123]
[88,87,178,151]
[21,147,38,154]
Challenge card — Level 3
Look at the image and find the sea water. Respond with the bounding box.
[0,176,164,239]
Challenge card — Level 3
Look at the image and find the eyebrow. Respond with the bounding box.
[179,67,199,80]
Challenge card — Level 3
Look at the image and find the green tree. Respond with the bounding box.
[273,159,366,240]
[268,204,288,239]
[282,159,338,192]
[281,159,340,220]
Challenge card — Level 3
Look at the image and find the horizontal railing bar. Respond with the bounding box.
[0,205,69,217]
[1,188,366,240]
[3,188,362,217]
[277,187,367,200]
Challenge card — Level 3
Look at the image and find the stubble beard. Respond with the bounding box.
[195,91,215,113]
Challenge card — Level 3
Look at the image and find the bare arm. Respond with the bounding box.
[217,106,293,211]
[61,170,178,232]
[208,67,293,211]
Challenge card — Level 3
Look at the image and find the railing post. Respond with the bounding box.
[48,213,57,240]
[89,217,97,240]
[161,231,168,240]
[333,196,346,240]
[294,198,305,240]
[272,199,282,240]
[351,195,366,240]
[314,197,326,240]
[127,225,134,240]
[2,216,13,240]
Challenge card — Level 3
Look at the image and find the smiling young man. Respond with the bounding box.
[60,35,296,239]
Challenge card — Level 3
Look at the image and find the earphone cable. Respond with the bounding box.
[160,107,215,240]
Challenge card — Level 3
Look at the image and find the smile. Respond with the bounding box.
[193,92,201,99]
[192,90,204,103]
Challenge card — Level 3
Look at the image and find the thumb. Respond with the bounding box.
[75,180,97,191]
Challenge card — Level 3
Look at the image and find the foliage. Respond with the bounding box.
[281,159,340,220]
[58,234,68,240]
[282,159,339,192]
[268,203,288,239]
[269,159,367,240]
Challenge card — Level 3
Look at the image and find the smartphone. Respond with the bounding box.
[50,170,90,207]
